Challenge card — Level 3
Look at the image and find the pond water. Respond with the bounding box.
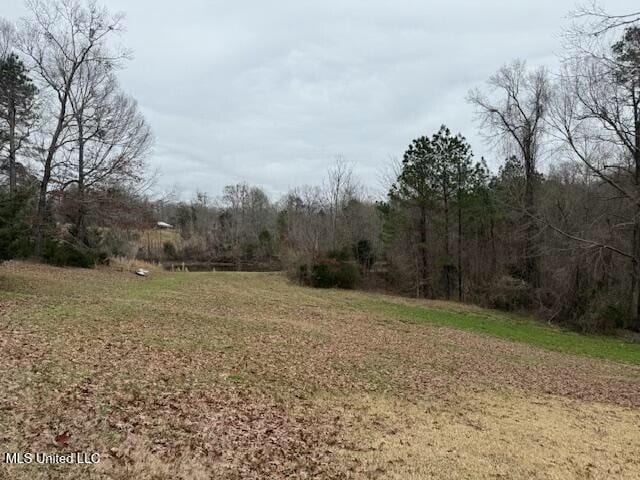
[162,261,281,272]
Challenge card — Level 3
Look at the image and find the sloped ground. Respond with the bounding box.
[0,262,639,479]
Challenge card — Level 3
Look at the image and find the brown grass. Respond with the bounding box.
[108,256,161,274]
[0,262,639,479]
[335,390,640,479]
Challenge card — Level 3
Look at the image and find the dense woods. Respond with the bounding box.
[2,0,640,333]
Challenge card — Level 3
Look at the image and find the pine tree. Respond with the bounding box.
[390,126,484,299]
[0,53,37,194]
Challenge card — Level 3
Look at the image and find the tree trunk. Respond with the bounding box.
[33,163,52,257]
[419,205,429,298]
[523,149,539,289]
[75,114,87,244]
[8,99,16,194]
[456,161,463,302]
[34,90,70,257]
[631,219,640,331]
[631,122,640,331]
[490,215,497,276]
[443,191,451,299]
[457,198,463,301]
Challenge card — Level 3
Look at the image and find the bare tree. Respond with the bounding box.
[570,2,640,37]
[61,62,151,242]
[281,185,327,259]
[324,155,356,250]
[16,0,128,256]
[550,26,640,328]
[220,183,273,260]
[468,60,550,288]
[0,18,15,59]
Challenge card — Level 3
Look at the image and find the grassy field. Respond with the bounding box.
[1,262,640,479]
[370,300,640,364]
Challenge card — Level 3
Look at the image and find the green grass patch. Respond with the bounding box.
[371,301,640,365]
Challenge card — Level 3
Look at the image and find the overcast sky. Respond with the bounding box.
[2,0,637,200]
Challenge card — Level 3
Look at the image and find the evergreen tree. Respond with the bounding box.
[0,53,37,194]
[390,125,482,299]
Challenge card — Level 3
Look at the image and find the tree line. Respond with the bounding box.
[0,0,151,265]
[380,15,640,333]
[1,1,639,334]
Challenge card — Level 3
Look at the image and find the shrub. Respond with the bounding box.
[310,260,337,288]
[258,229,274,259]
[43,239,97,268]
[242,242,257,261]
[576,301,628,335]
[310,258,360,289]
[282,249,311,284]
[162,240,178,260]
[327,247,351,262]
[488,275,530,311]
[333,261,360,289]
[297,263,310,285]
[354,239,375,272]
[98,228,134,258]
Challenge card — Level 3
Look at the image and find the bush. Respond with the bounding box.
[333,262,360,289]
[327,247,351,262]
[283,249,312,284]
[242,242,257,261]
[310,258,360,289]
[576,302,628,335]
[311,261,336,288]
[163,241,178,260]
[488,275,531,311]
[354,239,375,272]
[98,228,134,258]
[297,263,310,285]
[43,239,97,268]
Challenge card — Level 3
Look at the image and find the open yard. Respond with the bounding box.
[1,262,640,479]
